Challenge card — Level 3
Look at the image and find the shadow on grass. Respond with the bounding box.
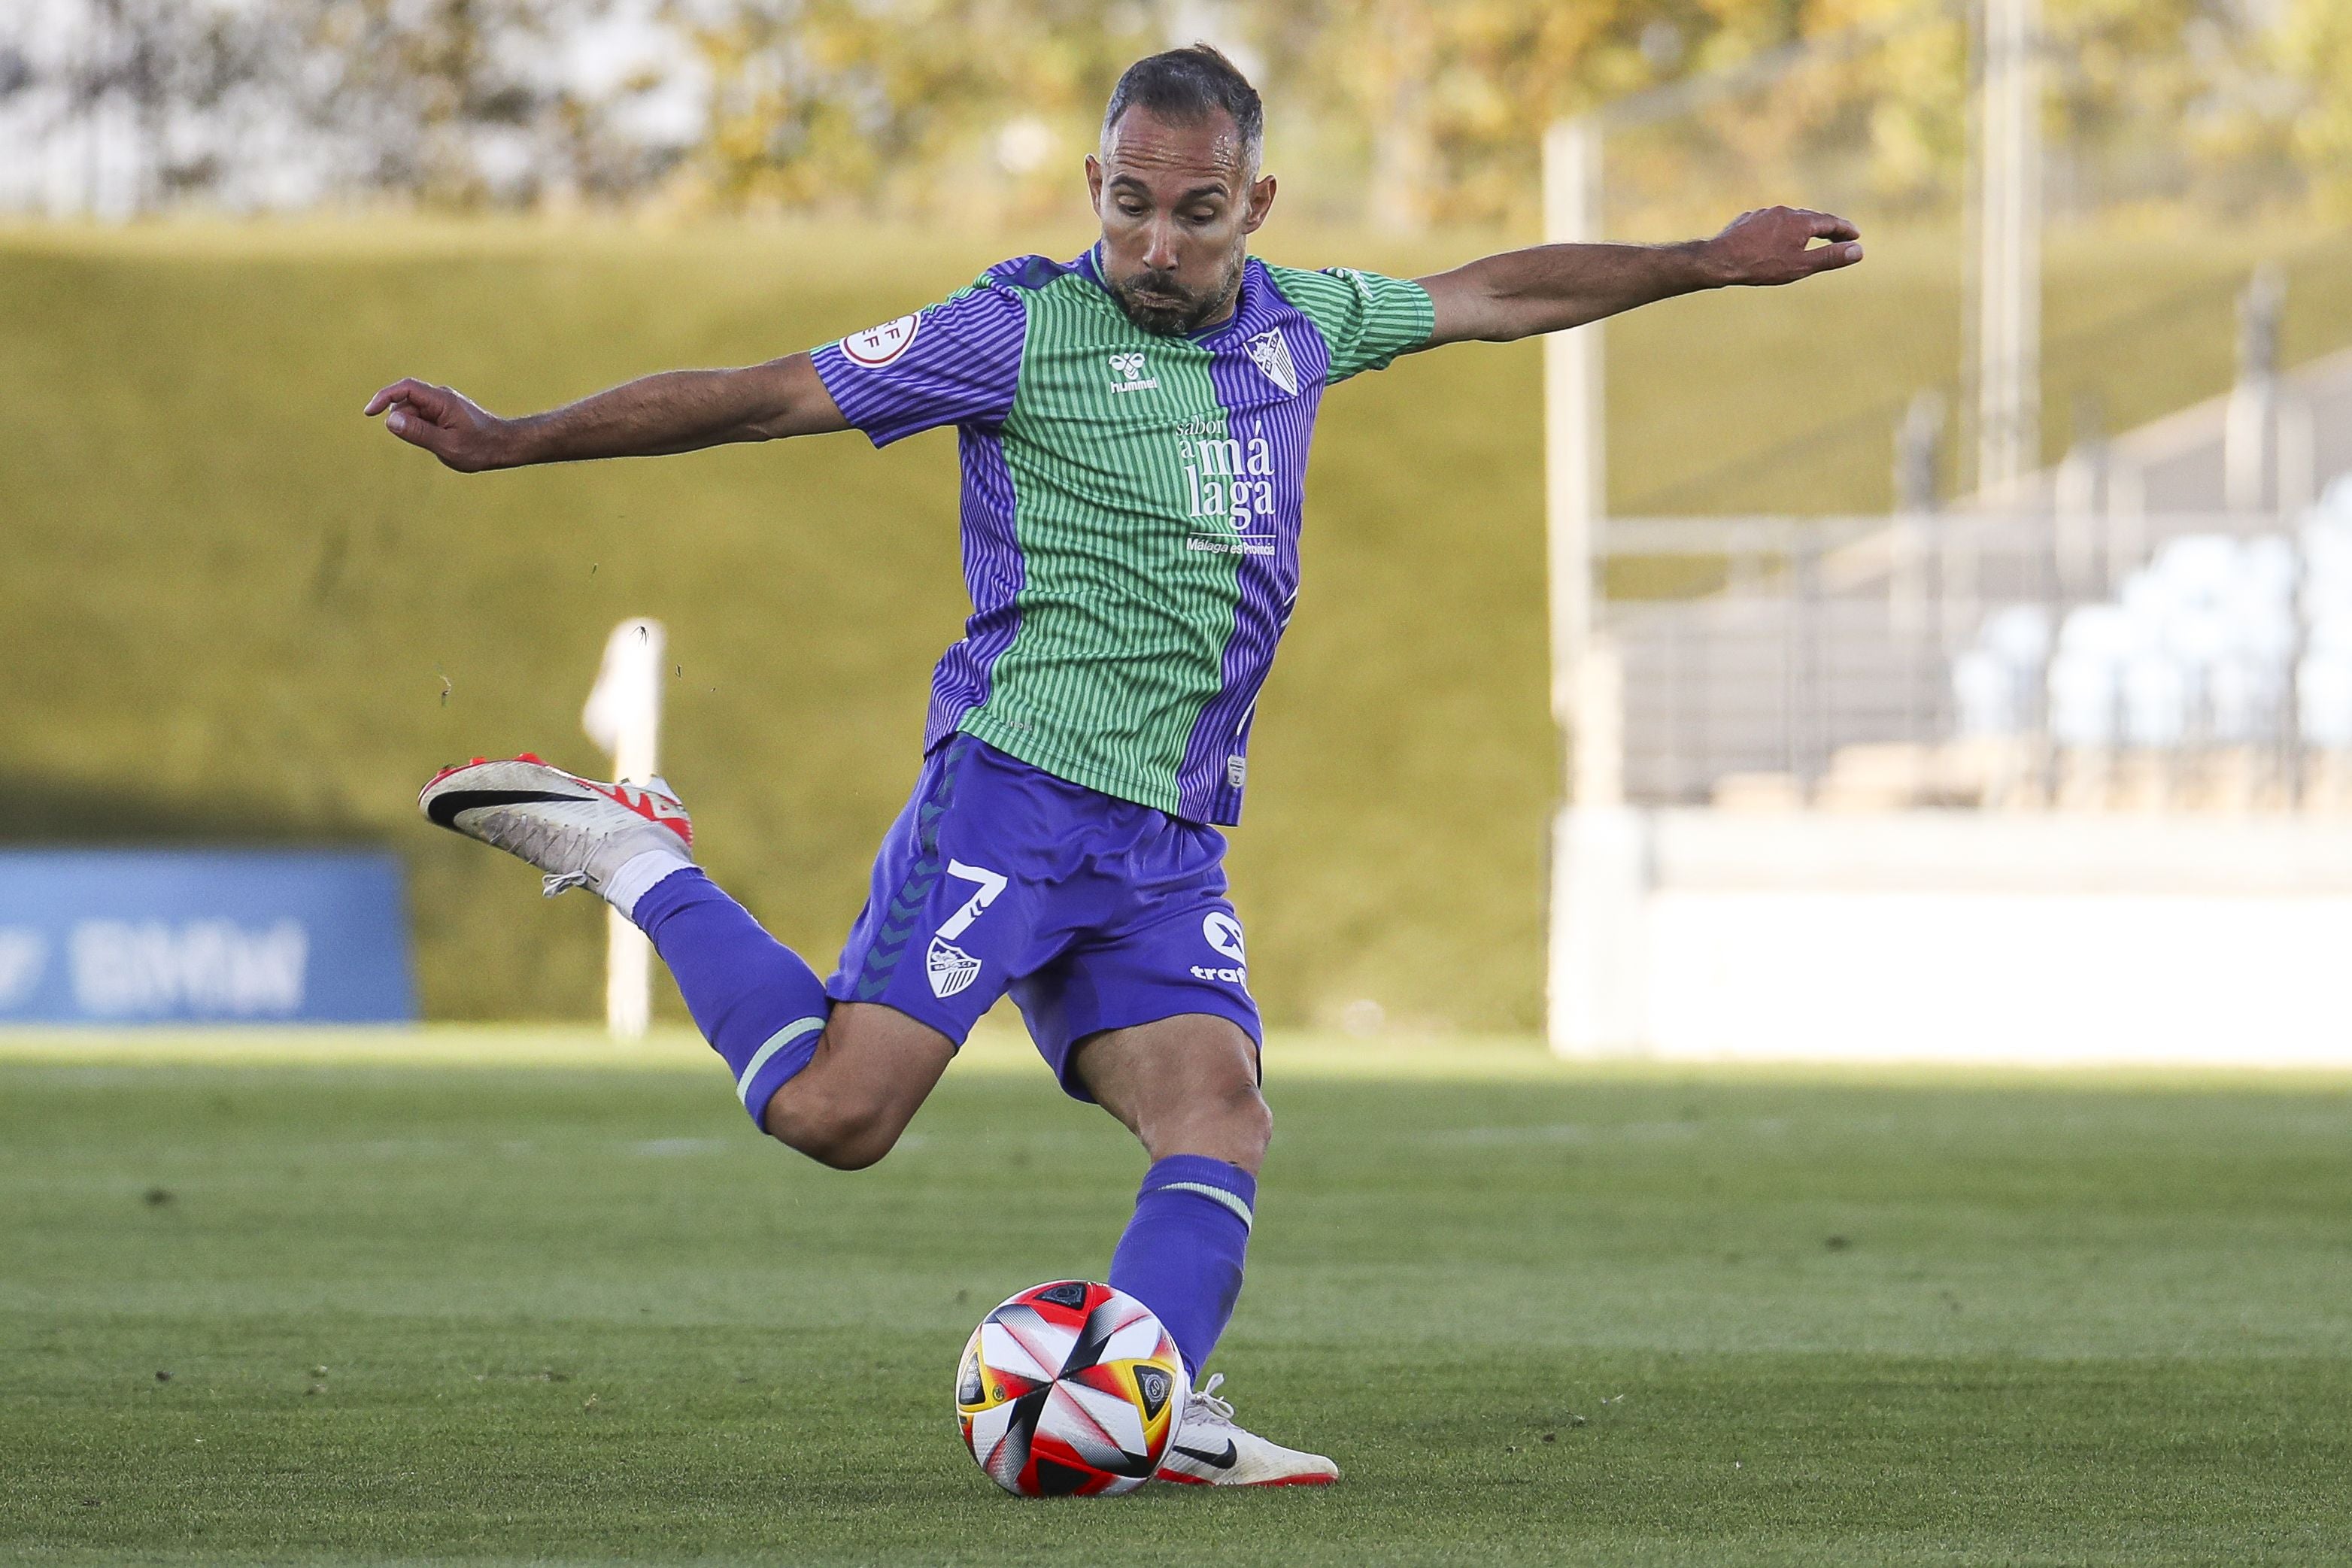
[0,774,388,848]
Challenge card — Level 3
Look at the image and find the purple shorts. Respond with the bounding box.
[826,735,1261,1100]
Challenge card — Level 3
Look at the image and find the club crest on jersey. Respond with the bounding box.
[1107,352,1160,394]
[1244,329,1300,396]
[842,313,921,367]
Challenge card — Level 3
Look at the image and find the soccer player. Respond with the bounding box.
[367,45,1861,1486]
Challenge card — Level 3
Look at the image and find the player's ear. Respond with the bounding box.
[1085,153,1105,215]
[1242,172,1276,235]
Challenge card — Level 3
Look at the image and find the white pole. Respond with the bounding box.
[2278,393,2317,517]
[582,617,666,1041]
[1974,0,2041,499]
[2226,265,2284,514]
[1543,115,1610,1057]
[2223,380,2277,514]
[1542,116,1605,735]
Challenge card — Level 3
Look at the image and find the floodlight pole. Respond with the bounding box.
[1973,0,2042,499]
[583,617,666,1041]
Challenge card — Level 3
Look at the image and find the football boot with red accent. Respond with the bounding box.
[1155,1375,1339,1488]
[418,754,692,899]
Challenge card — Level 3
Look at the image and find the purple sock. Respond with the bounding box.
[1107,1154,1257,1380]
[631,868,828,1133]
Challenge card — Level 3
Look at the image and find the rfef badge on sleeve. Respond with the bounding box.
[842,313,921,367]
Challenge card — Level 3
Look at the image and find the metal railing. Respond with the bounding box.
[1591,508,2342,809]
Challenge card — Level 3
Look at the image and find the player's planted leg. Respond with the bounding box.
[1077,1016,1338,1487]
[419,755,948,1167]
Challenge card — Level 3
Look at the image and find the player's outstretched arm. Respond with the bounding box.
[362,353,850,472]
[1416,205,1864,347]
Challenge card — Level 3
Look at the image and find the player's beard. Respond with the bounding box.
[1106,247,1247,335]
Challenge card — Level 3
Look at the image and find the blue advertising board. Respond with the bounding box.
[0,850,415,1025]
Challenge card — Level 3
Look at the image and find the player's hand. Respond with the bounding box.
[1703,206,1864,287]
[363,378,517,472]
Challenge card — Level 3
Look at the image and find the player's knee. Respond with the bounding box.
[803,1130,895,1172]
[1209,1076,1273,1169]
[774,1109,899,1171]
[1237,1081,1274,1162]
[763,1083,904,1171]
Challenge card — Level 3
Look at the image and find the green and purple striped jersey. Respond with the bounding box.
[811,247,1433,823]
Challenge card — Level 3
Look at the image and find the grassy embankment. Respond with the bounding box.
[5,219,2348,1026]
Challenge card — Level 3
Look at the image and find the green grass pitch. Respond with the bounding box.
[4,1033,2347,1564]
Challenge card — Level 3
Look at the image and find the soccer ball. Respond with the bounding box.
[956,1280,1188,1497]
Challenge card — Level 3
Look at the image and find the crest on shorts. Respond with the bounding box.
[927,939,982,998]
[1244,329,1299,396]
[926,860,1008,999]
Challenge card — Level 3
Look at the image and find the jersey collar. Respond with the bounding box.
[1076,243,1259,345]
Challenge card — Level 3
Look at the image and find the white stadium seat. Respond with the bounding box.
[1981,604,2053,670]
[2299,653,2352,751]
[1966,481,2352,766]
[1953,648,2020,738]
[2047,652,2121,749]
[2121,655,2190,748]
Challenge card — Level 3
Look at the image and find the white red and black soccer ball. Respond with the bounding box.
[956,1281,1188,1497]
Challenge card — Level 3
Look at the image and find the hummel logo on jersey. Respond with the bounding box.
[1107,352,1160,394]
[1245,329,1299,396]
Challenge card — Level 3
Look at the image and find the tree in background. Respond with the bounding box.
[1255,0,1719,232]
[1253,0,2321,235]
[1250,0,1974,232]
[2041,0,2305,218]
[284,0,683,206]
[2,0,2343,223]
[6,0,277,214]
[2268,0,2352,219]
[667,0,1162,217]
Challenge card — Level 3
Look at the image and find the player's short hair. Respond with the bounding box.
[1101,45,1264,170]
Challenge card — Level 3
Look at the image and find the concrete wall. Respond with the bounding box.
[1549,808,2352,1067]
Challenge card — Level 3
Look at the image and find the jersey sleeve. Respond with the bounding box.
[1263,265,1436,385]
[811,277,1027,447]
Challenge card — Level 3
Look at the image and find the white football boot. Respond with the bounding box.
[1155,1375,1339,1488]
[418,753,693,902]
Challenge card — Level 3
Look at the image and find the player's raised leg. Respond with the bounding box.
[631,866,954,1169]
[1076,1017,1338,1487]
[417,754,951,1167]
